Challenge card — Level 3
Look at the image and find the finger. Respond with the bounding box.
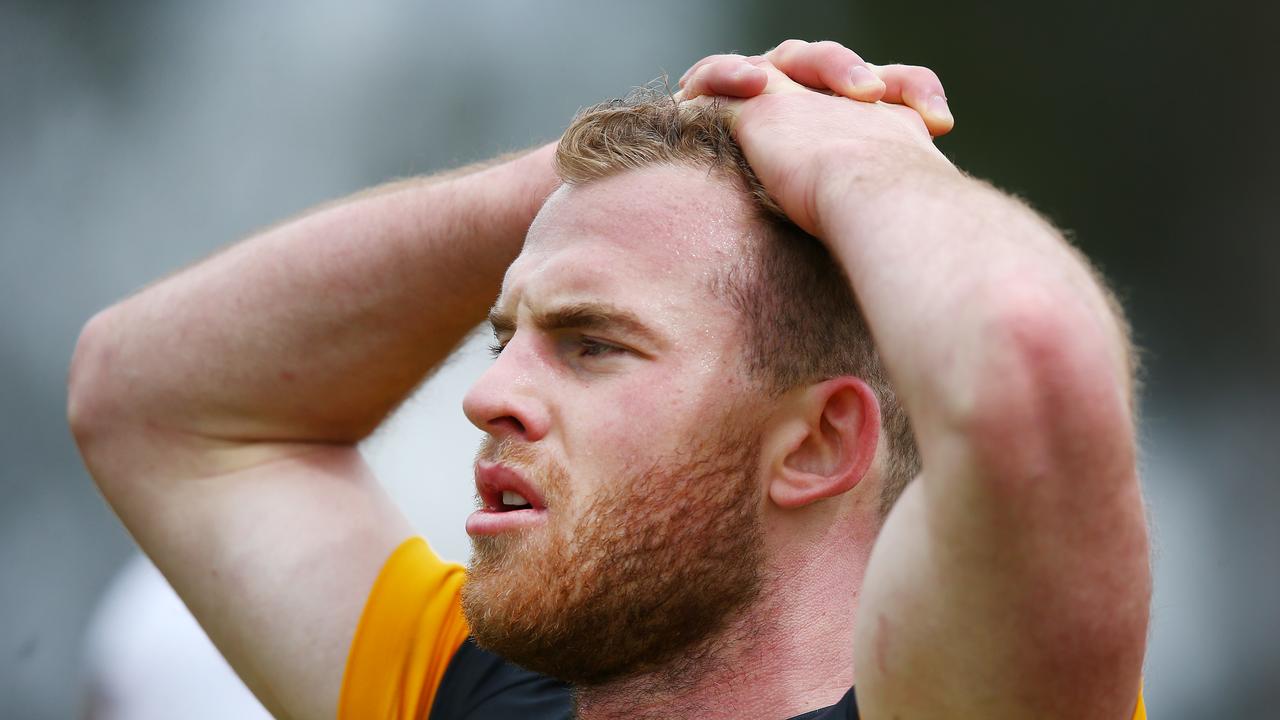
[680,93,747,127]
[677,57,768,101]
[871,63,954,136]
[678,53,748,88]
[765,39,885,102]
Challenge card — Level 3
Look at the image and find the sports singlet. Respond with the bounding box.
[339,537,1146,719]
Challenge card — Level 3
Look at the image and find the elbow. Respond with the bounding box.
[67,309,127,455]
[946,284,1137,488]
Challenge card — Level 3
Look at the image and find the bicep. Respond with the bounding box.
[853,285,1150,718]
[104,441,414,720]
[854,445,1150,718]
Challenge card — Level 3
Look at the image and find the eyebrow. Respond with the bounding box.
[487,301,667,348]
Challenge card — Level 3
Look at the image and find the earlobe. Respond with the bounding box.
[766,377,881,509]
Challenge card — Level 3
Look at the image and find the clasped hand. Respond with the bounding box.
[676,39,959,237]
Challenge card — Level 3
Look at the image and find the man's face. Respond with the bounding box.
[460,165,771,684]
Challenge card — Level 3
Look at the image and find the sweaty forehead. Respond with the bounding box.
[520,164,757,274]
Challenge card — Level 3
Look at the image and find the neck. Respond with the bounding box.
[574,530,868,720]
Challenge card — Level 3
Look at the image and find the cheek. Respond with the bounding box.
[605,383,723,457]
[561,381,678,478]
[590,388,669,458]
[559,354,738,479]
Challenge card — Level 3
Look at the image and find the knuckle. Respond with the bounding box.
[812,39,848,55]
[813,40,865,70]
[773,38,809,58]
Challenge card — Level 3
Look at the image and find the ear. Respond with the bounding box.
[762,377,881,509]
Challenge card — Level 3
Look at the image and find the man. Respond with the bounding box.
[68,40,1150,719]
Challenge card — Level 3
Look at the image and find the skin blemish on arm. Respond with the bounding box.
[876,613,891,677]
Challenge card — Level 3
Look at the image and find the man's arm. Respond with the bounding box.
[686,46,1149,719]
[67,144,559,720]
[835,171,1149,719]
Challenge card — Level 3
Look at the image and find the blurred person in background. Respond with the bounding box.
[67,41,1150,719]
[82,554,273,720]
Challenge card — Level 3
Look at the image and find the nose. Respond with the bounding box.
[462,335,551,442]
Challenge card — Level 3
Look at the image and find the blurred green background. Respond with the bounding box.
[2,1,1275,717]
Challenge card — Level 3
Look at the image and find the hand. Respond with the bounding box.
[675,41,959,237]
[677,39,955,137]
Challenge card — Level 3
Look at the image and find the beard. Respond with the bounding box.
[460,418,767,687]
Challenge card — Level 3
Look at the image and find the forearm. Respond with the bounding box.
[701,44,1149,715]
[816,153,1135,447]
[70,143,558,446]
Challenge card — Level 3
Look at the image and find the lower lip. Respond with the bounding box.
[466,508,549,536]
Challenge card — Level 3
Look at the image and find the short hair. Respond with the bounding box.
[555,84,920,515]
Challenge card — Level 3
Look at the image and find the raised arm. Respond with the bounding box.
[67,144,559,720]
[683,44,1149,719]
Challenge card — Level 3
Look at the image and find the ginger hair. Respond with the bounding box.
[555,84,920,515]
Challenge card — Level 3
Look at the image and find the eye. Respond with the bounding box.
[577,337,620,358]
[489,335,624,361]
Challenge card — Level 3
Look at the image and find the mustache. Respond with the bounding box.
[476,435,543,468]
[475,436,569,509]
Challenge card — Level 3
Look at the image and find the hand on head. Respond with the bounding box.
[673,39,958,237]
[676,38,954,137]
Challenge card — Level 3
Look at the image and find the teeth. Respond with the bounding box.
[502,490,530,507]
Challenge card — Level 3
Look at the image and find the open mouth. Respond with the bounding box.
[481,487,542,514]
[496,490,534,512]
[472,460,547,519]
[468,466,549,537]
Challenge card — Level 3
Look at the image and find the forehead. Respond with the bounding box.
[502,164,756,311]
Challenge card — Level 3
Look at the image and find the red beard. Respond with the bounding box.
[462,420,766,686]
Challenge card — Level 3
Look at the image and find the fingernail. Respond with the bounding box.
[928,94,952,122]
[849,65,881,91]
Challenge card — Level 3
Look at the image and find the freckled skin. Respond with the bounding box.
[466,164,767,504]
